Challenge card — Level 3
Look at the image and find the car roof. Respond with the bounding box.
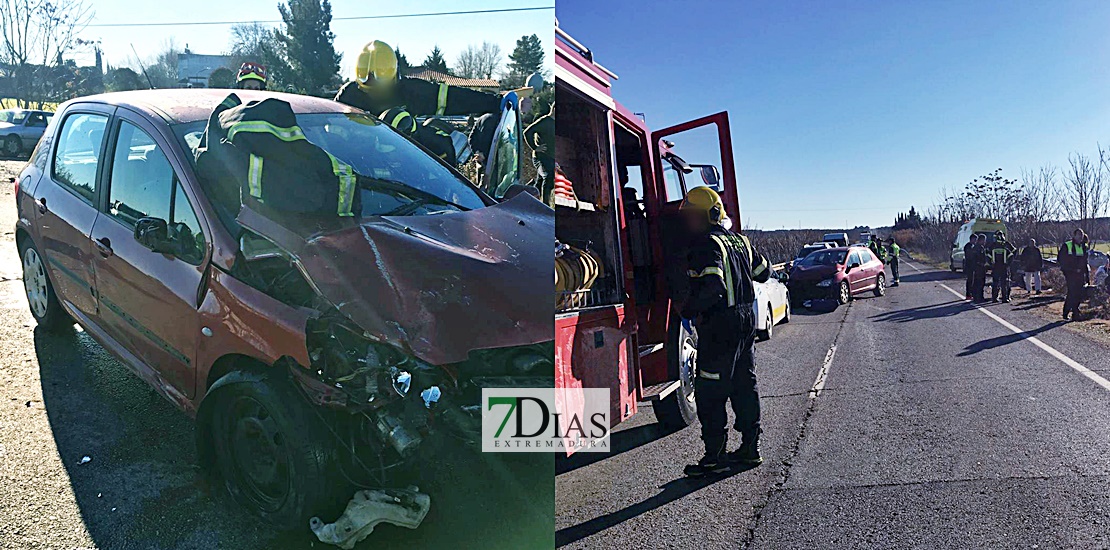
[65,89,359,125]
[1,108,49,114]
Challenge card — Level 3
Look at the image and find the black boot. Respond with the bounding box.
[685,439,729,477]
[729,437,763,466]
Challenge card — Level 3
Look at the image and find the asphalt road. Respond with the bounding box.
[0,160,554,549]
[556,259,1110,549]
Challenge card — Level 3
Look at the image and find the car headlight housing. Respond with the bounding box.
[816,278,834,288]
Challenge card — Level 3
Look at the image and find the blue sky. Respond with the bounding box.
[72,1,553,88]
[557,0,1110,230]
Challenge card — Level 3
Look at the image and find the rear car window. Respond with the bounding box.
[53,112,108,203]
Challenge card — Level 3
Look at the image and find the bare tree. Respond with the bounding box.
[455,41,501,80]
[0,0,93,105]
[1016,164,1061,223]
[1061,151,1105,232]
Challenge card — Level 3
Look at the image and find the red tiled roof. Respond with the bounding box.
[406,68,499,89]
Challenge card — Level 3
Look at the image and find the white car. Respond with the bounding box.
[754,270,790,340]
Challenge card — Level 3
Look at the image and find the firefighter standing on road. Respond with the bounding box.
[964,235,980,299]
[989,231,1017,303]
[972,234,990,302]
[335,40,501,118]
[887,237,901,286]
[678,187,771,477]
[1059,229,1091,321]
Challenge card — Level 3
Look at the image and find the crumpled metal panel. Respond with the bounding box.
[237,193,555,365]
[310,487,431,549]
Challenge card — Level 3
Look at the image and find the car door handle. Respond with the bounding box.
[37,197,47,214]
[95,237,113,258]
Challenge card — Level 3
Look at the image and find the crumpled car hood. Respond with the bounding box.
[790,264,839,281]
[237,193,555,365]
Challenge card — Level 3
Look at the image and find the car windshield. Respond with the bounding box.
[174,112,488,218]
[0,110,27,125]
[799,249,848,267]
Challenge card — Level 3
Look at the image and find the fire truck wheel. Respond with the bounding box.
[655,319,698,429]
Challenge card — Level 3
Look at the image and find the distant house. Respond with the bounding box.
[176,46,233,88]
[405,68,500,93]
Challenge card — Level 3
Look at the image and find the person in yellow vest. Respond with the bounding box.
[678,187,771,476]
[335,40,501,118]
[989,230,1017,302]
[886,237,901,286]
[1059,229,1091,320]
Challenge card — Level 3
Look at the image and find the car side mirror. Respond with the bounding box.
[134,216,174,254]
[689,164,721,191]
[847,262,861,272]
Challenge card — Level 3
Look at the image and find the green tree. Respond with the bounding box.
[207,67,235,89]
[395,46,412,75]
[505,34,544,88]
[275,0,341,94]
[423,45,449,74]
[105,67,142,92]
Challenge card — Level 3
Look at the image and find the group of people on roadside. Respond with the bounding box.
[867,235,901,286]
[961,228,1105,321]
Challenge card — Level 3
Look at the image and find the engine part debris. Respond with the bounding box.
[309,487,431,549]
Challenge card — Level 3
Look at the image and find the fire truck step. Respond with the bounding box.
[638,343,664,358]
[642,380,681,401]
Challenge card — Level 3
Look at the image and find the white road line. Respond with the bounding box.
[929,280,1110,392]
[808,344,837,398]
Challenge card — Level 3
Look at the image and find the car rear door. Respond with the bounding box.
[856,249,879,291]
[88,110,209,399]
[34,104,114,319]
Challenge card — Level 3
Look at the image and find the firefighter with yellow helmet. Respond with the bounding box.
[679,186,771,476]
[336,40,501,117]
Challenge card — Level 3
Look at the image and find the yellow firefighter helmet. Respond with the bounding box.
[356,40,399,92]
[679,186,726,225]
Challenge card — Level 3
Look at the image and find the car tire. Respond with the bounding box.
[655,318,698,430]
[757,305,773,341]
[18,239,72,332]
[782,294,791,323]
[874,273,886,297]
[3,135,20,158]
[201,370,341,527]
[837,280,851,305]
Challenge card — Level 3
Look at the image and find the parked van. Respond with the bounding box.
[822,232,849,247]
[950,218,1008,272]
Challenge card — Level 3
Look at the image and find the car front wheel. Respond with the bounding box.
[757,305,773,341]
[655,319,698,429]
[202,371,341,527]
[837,280,851,304]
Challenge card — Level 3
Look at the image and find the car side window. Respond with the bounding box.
[26,112,46,127]
[859,250,873,264]
[52,112,109,203]
[107,120,206,265]
[848,251,862,266]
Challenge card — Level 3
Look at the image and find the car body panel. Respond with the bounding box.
[235,191,555,366]
[754,273,789,331]
[788,246,884,301]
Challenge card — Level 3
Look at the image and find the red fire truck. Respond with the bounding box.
[555,22,742,434]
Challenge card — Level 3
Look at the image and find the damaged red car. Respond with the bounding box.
[13,89,553,530]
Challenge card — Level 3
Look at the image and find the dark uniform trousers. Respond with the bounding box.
[1064,272,1086,316]
[991,264,1010,301]
[694,306,760,455]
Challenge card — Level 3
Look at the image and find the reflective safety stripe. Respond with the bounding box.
[699,370,721,380]
[436,83,448,115]
[688,266,725,279]
[247,154,264,199]
[710,234,736,307]
[1066,241,1086,256]
[226,120,307,143]
[220,95,240,108]
[390,111,412,132]
[329,154,356,217]
[752,261,768,277]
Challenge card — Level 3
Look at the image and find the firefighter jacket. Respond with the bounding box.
[196,94,357,218]
[989,240,1017,267]
[681,225,771,320]
[1058,240,1091,275]
[335,78,501,118]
